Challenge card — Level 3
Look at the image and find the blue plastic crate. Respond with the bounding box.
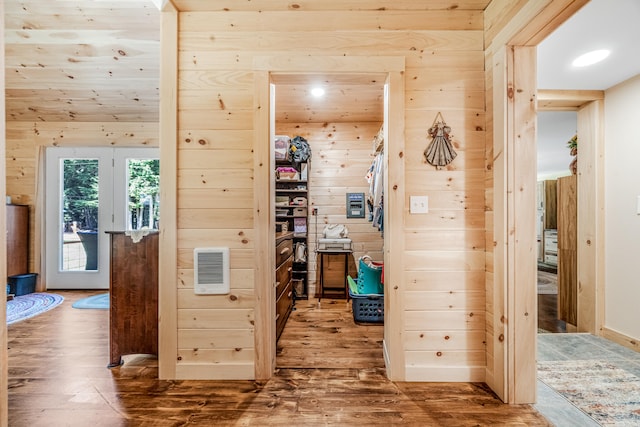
[8,273,37,296]
[349,289,384,324]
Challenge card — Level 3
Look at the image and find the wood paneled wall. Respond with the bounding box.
[173,4,487,382]
[276,123,385,296]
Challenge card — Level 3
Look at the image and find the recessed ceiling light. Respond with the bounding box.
[311,87,325,97]
[572,49,610,67]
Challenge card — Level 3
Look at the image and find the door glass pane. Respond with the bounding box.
[126,159,160,230]
[62,158,99,271]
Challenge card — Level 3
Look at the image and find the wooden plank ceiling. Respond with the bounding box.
[4,0,492,124]
[4,0,161,123]
[272,73,385,124]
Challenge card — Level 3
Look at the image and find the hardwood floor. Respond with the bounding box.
[538,293,568,333]
[8,291,552,426]
[277,298,385,369]
[537,269,568,333]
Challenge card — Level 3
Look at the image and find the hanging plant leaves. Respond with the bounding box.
[424,112,457,168]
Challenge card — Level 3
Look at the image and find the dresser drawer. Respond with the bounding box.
[276,281,293,339]
[275,255,293,298]
[544,253,558,266]
[544,229,558,254]
[276,238,293,266]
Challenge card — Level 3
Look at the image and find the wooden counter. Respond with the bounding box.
[106,231,158,367]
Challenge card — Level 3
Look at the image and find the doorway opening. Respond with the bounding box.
[45,147,159,289]
[536,111,577,334]
[270,73,387,370]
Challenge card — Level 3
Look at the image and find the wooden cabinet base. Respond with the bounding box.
[275,231,294,342]
[107,231,159,367]
[7,204,29,278]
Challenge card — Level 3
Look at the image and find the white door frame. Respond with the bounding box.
[45,147,159,289]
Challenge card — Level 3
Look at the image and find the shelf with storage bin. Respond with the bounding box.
[275,160,309,299]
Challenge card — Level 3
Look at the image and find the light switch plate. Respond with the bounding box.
[410,196,428,214]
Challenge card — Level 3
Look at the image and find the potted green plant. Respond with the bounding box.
[568,134,577,175]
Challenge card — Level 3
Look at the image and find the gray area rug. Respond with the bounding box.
[537,270,557,295]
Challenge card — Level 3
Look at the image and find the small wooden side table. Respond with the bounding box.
[317,250,352,301]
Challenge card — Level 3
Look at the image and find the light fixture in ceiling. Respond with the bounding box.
[311,87,325,97]
[571,49,610,67]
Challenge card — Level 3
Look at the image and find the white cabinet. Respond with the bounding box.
[544,229,558,266]
[537,180,557,263]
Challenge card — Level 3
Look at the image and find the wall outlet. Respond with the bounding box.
[410,196,428,214]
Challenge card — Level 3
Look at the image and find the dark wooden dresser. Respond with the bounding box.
[275,231,294,341]
[106,231,159,367]
[6,204,29,277]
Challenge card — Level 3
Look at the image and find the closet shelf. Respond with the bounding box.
[276,179,307,184]
[275,189,307,193]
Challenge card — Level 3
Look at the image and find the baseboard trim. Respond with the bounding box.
[601,327,640,353]
[404,365,486,382]
[383,339,391,376]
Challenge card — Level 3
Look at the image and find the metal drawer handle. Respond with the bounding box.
[287,291,292,298]
[275,281,280,288]
[280,247,291,255]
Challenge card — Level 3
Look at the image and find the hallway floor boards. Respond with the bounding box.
[7,291,551,426]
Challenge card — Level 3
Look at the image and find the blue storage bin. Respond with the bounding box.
[8,273,37,296]
[349,289,384,324]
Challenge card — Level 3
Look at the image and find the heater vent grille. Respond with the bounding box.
[193,247,230,295]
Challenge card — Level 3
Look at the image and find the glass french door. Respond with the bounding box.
[45,147,159,289]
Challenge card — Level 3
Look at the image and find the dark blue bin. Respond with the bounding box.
[8,273,37,296]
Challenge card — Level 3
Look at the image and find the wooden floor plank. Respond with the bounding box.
[7,290,552,426]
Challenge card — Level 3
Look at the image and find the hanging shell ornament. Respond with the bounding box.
[424,112,457,168]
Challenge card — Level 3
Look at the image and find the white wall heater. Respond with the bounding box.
[193,247,230,295]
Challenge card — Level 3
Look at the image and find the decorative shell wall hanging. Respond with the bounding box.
[424,112,457,169]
